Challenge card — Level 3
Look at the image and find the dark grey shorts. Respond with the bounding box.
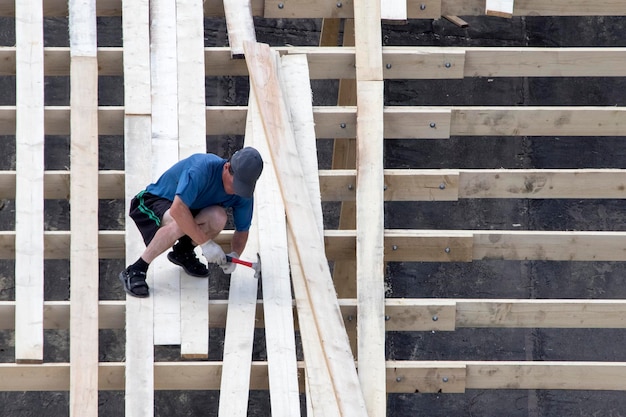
[128,190,172,245]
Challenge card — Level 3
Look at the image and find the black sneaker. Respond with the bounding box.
[167,250,210,277]
[119,267,149,298]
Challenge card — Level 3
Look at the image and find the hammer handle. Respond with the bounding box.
[225,255,253,268]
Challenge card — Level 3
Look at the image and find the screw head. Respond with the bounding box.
[439,183,446,190]
[420,3,426,10]
[348,184,354,190]
[396,376,402,382]
[347,315,353,321]
[445,247,451,253]
[445,62,451,68]
[386,63,392,69]
[442,377,449,383]
[392,245,398,251]
[278,2,284,9]
[337,2,343,7]
[385,315,391,321]
[340,122,346,128]
[430,122,436,128]
[432,315,438,321]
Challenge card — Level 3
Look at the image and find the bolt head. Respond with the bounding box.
[385,315,391,321]
[337,2,343,7]
[445,62,451,68]
[442,377,449,383]
[340,122,346,128]
[396,376,402,382]
[429,122,436,128]
[432,315,438,321]
[445,247,451,253]
[278,2,284,9]
[439,183,446,190]
[386,63,392,69]
[392,245,398,251]
[420,3,426,10]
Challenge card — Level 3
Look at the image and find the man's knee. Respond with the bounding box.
[198,205,227,232]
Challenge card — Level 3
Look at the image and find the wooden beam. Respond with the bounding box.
[14,0,45,365]
[354,0,382,81]
[150,0,182,346]
[485,0,514,18]
[1,0,626,18]
[223,0,256,57]
[122,0,154,413]
[245,41,368,417]
[355,80,387,417]
[381,0,407,21]
[176,0,210,360]
[7,298,626,332]
[3,360,626,392]
[68,0,99,414]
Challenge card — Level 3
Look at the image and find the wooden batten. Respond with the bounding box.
[14,0,45,366]
[223,0,256,57]
[485,0,515,18]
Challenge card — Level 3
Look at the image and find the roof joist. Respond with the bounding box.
[2,360,626,392]
[1,229,626,261]
[1,106,624,137]
[3,0,623,17]
[3,47,626,78]
[5,298,626,331]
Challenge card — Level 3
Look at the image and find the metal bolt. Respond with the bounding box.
[386,63,392,69]
[348,315,353,321]
[432,315,438,321]
[348,184,354,190]
[439,183,446,190]
[442,377,449,383]
[385,315,390,321]
[340,122,346,128]
[384,184,388,191]
[420,3,426,10]
[396,376,403,382]
[278,2,284,9]
[445,247,450,253]
[336,2,343,7]
[445,62,451,68]
[429,122,436,128]
[392,245,398,251]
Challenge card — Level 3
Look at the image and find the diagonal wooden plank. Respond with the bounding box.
[244,40,368,417]
[68,0,99,415]
[177,0,209,360]
[486,0,515,18]
[381,0,407,21]
[223,0,256,57]
[14,0,45,365]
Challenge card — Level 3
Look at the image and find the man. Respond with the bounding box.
[119,147,264,298]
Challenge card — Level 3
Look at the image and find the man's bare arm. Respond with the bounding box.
[169,195,209,244]
[231,230,249,256]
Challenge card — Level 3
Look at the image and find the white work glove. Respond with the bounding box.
[201,240,226,265]
[220,251,238,274]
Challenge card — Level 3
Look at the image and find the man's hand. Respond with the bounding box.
[201,240,226,265]
[220,252,238,274]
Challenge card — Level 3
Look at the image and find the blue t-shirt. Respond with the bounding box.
[145,153,254,231]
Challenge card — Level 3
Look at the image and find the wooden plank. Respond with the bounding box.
[356,80,386,417]
[2,0,626,18]
[4,361,626,392]
[443,15,469,27]
[223,0,256,57]
[123,116,155,416]
[485,0,514,18]
[3,104,626,137]
[122,0,150,114]
[354,0,382,81]
[256,57,301,416]
[7,298,626,333]
[68,0,99,414]
[9,229,626,263]
[245,41,368,417]
[381,0,407,21]
[177,0,210,360]
[388,361,466,393]
[383,47,465,79]
[151,0,182,346]
[456,299,626,329]
[14,0,45,365]
[216,96,261,417]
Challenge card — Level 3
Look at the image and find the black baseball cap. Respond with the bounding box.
[230,147,264,198]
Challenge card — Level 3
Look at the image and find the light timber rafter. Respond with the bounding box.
[68,0,99,414]
[3,361,626,392]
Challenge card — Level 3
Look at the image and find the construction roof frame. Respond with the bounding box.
[1,0,626,416]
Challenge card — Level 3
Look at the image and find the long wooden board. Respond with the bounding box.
[14,0,45,365]
[68,0,99,415]
[245,40,368,417]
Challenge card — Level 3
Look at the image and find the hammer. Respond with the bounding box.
[226,253,262,279]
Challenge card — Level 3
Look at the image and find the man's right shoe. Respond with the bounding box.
[167,250,210,277]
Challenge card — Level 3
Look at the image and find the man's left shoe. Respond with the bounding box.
[167,250,210,277]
